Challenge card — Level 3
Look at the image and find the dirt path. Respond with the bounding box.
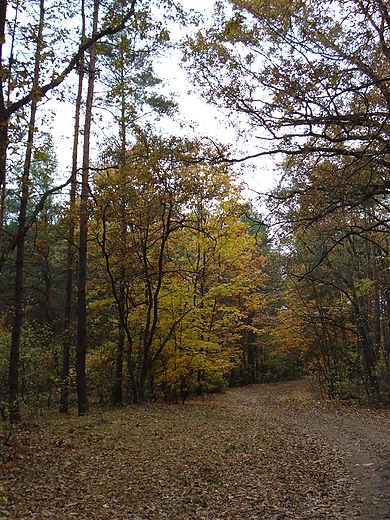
[1,380,390,519]
[220,380,390,519]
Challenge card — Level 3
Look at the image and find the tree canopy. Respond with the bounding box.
[1,0,390,422]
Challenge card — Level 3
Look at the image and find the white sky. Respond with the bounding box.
[48,0,278,203]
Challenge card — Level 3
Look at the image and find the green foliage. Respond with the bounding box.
[0,325,11,421]
[86,341,117,406]
[19,322,60,412]
[0,321,61,424]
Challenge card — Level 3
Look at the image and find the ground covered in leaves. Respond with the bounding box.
[1,380,390,519]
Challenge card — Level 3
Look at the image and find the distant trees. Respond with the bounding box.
[267,184,390,401]
[0,133,63,419]
[184,0,390,401]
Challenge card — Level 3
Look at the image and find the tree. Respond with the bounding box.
[97,1,176,405]
[0,0,138,273]
[184,0,390,219]
[9,0,46,423]
[60,0,86,415]
[76,0,99,417]
[91,136,250,403]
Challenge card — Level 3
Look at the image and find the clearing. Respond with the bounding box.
[1,379,390,519]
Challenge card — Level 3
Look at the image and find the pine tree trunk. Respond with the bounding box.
[60,0,85,415]
[0,0,18,282]
[0,165,5,249]
[113,47,127,406]
[76,0,99,416]
[0,0,8,195]
[43,213,52,324]
[9,0,45,423]
[0,161,6,315]
[9,219,25,423]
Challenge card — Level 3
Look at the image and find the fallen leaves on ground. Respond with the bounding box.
[1,380,390,519]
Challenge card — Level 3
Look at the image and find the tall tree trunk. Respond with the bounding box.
[76,0,99,416]
[0,170,5,256]
[371,240,381,360]
[43,212,52,324]
[197,249,206,396]
[0,1,17,316]
[0,169,5,316]
[9,0,44,423]
[0,0,8,194]
[0,115,7,200]
[60,0,85,415]
[113,37,127,406]
[113,296,125,405]
[113,222,126,406]
[344,236,378,397]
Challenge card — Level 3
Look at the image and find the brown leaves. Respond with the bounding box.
[1,381,389,518]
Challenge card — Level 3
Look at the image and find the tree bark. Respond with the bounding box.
[0,119,6,255]
[0,0,16,245]
[76,0,99,416]
[0,161,5,316]
[9,0,44,423]
[113,37,127,406]
[60,0,85,415]
[0,0,7,193]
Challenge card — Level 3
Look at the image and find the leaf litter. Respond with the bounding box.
[1,379,390,519]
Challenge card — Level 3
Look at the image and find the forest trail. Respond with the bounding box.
[219,380,390,519]
[1,379,390,519]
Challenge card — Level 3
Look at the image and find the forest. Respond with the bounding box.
[0,0,390,430]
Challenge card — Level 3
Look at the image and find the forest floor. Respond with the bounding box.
[1,379,390,519]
